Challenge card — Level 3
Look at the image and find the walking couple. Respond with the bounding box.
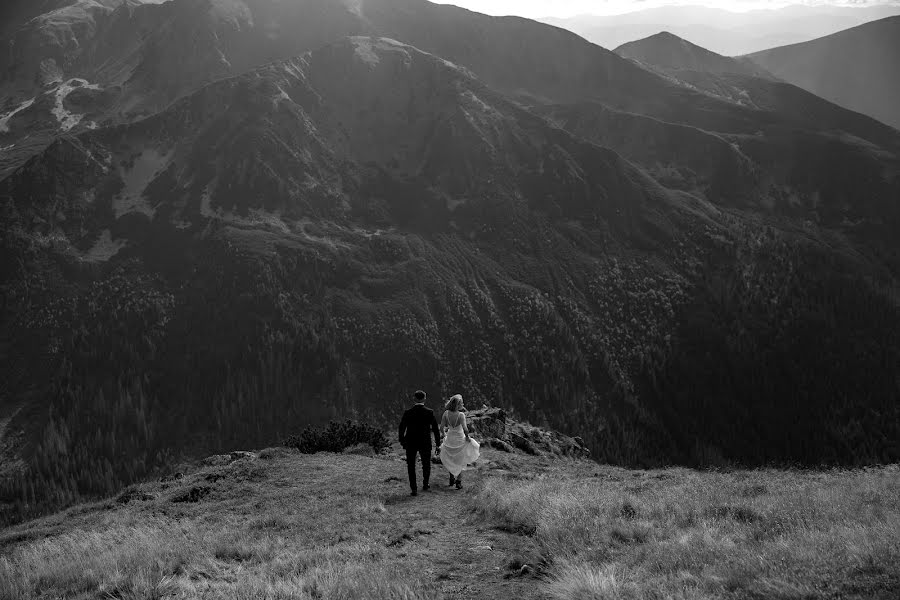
[398,390,481,496]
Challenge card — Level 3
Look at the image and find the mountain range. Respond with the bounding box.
[540,3,900,55]
[1,0,899,524]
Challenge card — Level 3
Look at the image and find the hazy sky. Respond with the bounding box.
[431,0,900,18]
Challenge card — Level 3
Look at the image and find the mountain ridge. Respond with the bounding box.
[747,16,900,131]
[540,3,900,55]
[3,0,900,177]
[2,35,681,238]
[615,31,774,79]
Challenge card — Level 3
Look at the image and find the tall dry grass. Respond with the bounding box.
[474,467,900,599]
[0,496,434,600]
[0,520,195,600]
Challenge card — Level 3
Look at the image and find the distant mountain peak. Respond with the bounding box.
[647,30,690,42]
[615,32,772,78]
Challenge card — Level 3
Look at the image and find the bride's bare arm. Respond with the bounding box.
[462,413,470,439]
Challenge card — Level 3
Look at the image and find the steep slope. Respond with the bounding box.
[557,31,900,245]
[0,1,168,95]
[359,0,900,155]
[615,32,772,78]
[0,0,85,37]
[747,16,900,131]
[0,36,713,518]
[3,37,676,240]
[0,0,168,178]
[0,0,676,124]
[0,0,370,178]
[539,99,900,269]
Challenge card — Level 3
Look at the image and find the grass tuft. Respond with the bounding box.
[546,563,636,600]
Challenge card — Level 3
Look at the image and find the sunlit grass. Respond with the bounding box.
[2,447,897,600]
[0,521,194,600]
[474,466,900,599]
[0,453,440,600]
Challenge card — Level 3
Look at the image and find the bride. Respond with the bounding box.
[439,394,480,489]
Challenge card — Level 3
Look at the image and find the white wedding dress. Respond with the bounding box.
[439,412,480,477]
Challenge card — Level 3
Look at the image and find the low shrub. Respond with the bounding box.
[283,420,390,454]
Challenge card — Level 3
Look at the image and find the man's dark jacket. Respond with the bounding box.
[399,404,440,448]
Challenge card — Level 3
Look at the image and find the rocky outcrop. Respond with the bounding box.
[506,421,590,458]
[465,407,589,458]
[465,407,507,439]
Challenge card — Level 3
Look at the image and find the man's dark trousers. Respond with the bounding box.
[406,444,431,492]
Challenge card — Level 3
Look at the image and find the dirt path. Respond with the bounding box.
[381,450,543,599]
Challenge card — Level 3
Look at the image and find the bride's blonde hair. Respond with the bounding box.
[446,394,463,412]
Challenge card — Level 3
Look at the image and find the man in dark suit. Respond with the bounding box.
[398,390,441,496]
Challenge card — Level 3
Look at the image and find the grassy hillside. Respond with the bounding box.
[1,438,897,599]
[478,462,900,599]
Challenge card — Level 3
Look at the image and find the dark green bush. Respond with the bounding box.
[283,420,390,454]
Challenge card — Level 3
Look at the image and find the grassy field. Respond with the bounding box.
[0,442,897,599]
[476,465,900,599]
